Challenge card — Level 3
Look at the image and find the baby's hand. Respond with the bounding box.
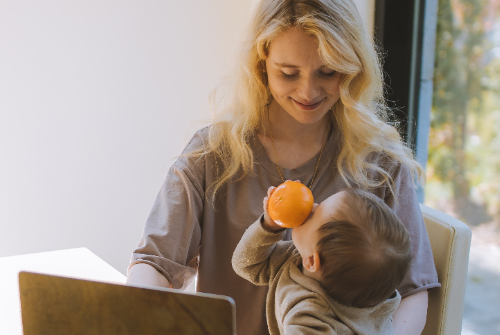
[262,186,285,232]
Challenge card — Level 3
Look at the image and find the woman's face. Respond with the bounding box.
[265,28,342,125]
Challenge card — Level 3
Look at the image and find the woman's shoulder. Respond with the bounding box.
[363,151,418,201]
[364,142,422,184]
[365,151,406,177]
[172,125,213,176]
[180,125,212,155]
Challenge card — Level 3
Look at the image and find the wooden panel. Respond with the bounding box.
[19,272,235,335]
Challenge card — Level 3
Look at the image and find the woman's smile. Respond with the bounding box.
[292,98,325,111]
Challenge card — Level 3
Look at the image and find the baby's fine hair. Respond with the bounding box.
[316,188,411,308]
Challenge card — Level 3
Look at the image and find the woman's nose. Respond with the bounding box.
[296,76,321,102]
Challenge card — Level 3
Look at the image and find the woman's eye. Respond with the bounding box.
[320,71,336,77]
[279,70,335,79]
[281,72,298,79]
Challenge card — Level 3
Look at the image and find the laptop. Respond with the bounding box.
[19,271,236,335]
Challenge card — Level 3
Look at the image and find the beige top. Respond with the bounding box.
[232,218,401,335]
[130,126,440,335]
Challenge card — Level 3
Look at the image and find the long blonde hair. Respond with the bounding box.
[197,0,424,196]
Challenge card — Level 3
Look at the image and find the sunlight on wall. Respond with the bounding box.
[352,0,375,38]
[0,0,253,274]
[0,0,376,278]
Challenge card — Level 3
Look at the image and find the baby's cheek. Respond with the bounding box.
[291,227,302,246]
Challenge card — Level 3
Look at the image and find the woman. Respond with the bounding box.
[126,1,440,334]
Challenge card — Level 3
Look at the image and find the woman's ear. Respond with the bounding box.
[302,251,321,273]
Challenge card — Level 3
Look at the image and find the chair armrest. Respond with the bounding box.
[420,204,472,335]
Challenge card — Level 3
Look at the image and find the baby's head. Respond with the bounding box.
[291,188,411,308]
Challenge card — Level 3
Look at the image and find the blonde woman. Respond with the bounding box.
[126,1,439,334]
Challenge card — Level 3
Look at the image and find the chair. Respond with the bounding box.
[420,204,472,335]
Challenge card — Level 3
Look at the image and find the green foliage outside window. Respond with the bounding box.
[426,0,500,227]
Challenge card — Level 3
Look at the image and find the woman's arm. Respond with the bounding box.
[382,163,438,334]
[126,263,172,288]
[393,290,428,335]
[128,137,206,290]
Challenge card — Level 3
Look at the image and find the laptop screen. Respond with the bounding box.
[19,271,236,335]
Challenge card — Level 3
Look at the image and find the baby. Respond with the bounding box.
[232,187,412,335]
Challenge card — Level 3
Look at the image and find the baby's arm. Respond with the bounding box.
[231,186,295,285]
[283,299,339,335]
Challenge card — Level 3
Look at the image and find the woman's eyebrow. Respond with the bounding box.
[274,62,331,70]
[274,62,299,68]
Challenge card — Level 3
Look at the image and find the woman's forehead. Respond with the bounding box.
[267,28,323,64]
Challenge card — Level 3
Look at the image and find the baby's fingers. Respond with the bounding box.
[267,186,276,198]
[285,179,301,184]
[264,186,276,215]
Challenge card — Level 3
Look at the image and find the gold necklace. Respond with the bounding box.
[267,111,327,189]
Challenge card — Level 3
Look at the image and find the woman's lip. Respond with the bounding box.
[292,98,324,110]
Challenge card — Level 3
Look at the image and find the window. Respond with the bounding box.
[425,0,500,333]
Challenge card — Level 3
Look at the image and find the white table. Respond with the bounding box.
[0,248,126,335]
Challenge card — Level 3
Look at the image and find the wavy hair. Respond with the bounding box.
[195,0,424,197]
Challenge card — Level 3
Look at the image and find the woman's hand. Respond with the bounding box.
[262,186,285,232]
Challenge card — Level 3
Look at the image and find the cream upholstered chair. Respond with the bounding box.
[419,204,472,335]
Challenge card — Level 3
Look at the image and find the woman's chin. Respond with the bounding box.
[287,109,330,125]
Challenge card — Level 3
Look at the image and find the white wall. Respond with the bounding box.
[0,0,374,275]
[0,0,253,273]
[353,0,375,38]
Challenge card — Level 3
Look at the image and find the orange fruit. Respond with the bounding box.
[268,180,314,228]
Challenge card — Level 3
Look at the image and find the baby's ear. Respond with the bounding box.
[302,251,321,273]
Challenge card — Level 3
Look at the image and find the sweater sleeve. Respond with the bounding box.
[383,162,440,297]
[283,299,339,335]
[128,131,206,290]
[232,216,296,286]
